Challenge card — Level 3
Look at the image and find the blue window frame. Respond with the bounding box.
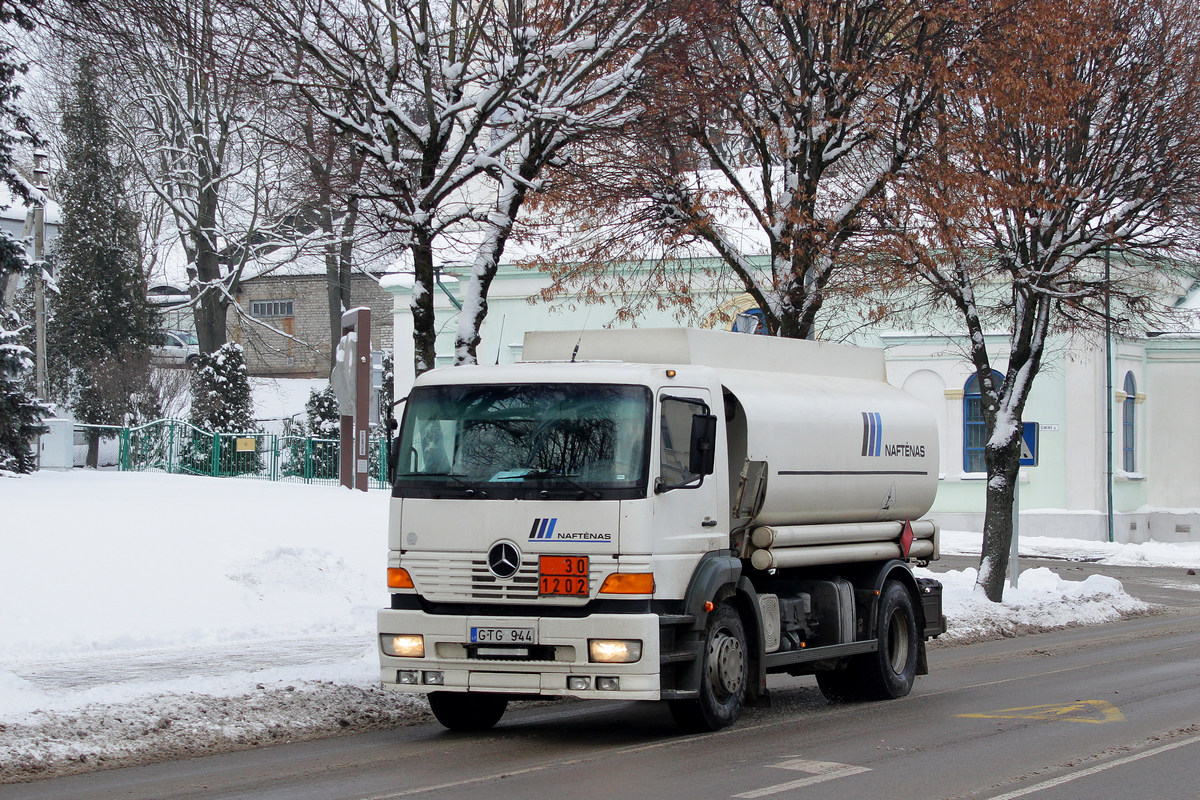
[1122,372,1136,473]
[963,370,1004,473]
[732,309,768,334]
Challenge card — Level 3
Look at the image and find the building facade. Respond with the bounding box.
[228,272,395,377]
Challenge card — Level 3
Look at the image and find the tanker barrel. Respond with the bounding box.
[750,520,936,549]
[749,538,936,570]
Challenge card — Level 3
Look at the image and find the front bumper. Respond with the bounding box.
[378,608,663,700]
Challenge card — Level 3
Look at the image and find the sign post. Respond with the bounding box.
[1008,422,1040,587]
[331,308,371,491]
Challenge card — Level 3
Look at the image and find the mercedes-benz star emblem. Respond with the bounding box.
[487,541,521,579]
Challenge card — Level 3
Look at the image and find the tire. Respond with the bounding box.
[669,602,747,732]
[815,667,863,703]
[427,691,508,732]
[858,580,919,700]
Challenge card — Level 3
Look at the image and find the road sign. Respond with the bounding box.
[1020,421,1038,466]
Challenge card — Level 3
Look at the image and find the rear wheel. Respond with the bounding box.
[816,580,918,703]
[669,602,747,732]
[858,580,919,700]
[427,691,508,732]
[815,667,863,703]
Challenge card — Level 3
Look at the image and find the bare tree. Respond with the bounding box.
[446,0,666,365]
[54,0,313,354]
[886,0,1200,600]
[534,0,971,337]
[256,0,663,376]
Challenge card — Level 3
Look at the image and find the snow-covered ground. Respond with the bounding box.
[250,376,327,427]
[941,528,1200,569]
[0,471,1190,782]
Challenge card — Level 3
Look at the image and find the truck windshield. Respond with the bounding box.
[393,383,652,500]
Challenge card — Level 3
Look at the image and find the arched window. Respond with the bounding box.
[963,370,1004,473]
[1122,372,1137,472]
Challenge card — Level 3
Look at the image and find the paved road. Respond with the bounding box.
[4,562,1198,800]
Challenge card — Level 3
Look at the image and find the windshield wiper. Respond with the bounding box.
[398,472,487,497]
[521,469,603,500]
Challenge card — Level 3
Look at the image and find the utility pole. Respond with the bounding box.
[32,148,48,401]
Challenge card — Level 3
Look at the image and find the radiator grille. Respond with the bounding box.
[402,553,606,603]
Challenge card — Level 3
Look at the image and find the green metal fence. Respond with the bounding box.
[75,420,391,489]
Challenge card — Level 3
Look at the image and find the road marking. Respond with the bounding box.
[733,757,871,798]
[957,699,1124,724]
[978,733,1200,800]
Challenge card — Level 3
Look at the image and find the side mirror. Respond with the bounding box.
[386,418,401,484]
[689,413,718,476]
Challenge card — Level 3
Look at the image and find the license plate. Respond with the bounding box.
[539,555,590,596]
[470,626,536,644]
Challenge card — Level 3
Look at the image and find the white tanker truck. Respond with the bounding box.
[378,328,946,732]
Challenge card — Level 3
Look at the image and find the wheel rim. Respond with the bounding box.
[707,627,745,698]
[886,607,911,674]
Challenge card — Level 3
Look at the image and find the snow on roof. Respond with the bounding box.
[0,184,62,226]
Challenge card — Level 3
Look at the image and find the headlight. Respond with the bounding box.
[588,639,642,663]
[381,634,425,658]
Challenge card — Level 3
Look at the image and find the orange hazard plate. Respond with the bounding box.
[538,556,589,596]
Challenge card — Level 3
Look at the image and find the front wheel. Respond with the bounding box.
[428,691,508,732]
[669,602,747,732]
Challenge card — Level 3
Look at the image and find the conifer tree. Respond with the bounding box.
[188,343,256,434]
[47,55,158,467]
[0,233,49,473]
[0,0,48,473]
[185,342,260,475]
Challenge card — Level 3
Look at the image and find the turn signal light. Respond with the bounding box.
[387,567,415,589]
[598,572,655,594]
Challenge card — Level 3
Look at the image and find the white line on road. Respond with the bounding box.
[980,733,1200,800]
[734,757,872,798]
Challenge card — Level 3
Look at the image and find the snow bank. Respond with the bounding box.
[919,565,1152,643]
[940,529,1200,568]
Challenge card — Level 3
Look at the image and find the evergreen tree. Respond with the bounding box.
[0,0,38,198]
[188,343,256,433]
[185,342,260,475]
[305,385,339,438]
[299,384,339,478]
[0,233,49,473]
[0,0,48,473]
[47,55,158,467]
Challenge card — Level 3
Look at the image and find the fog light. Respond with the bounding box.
[381,634,425,658]
[422,671,444,685]
[588,639,642,663]
[397,670,419,684]
[567,676,591,691]
[596,676,620,691]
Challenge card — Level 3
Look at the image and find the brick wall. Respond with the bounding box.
[229,273,395,377]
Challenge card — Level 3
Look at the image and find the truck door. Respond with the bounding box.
[653,390,723,554]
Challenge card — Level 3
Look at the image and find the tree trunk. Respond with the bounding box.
[192,160,226,354]
[322,198,357,374]
[86,428,99,469]
[453,179,527,365]
[976,429,1023,601]
[410,234,437,377]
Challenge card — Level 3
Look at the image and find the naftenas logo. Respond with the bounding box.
[861,412,926,458]
[528,518,612,543]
